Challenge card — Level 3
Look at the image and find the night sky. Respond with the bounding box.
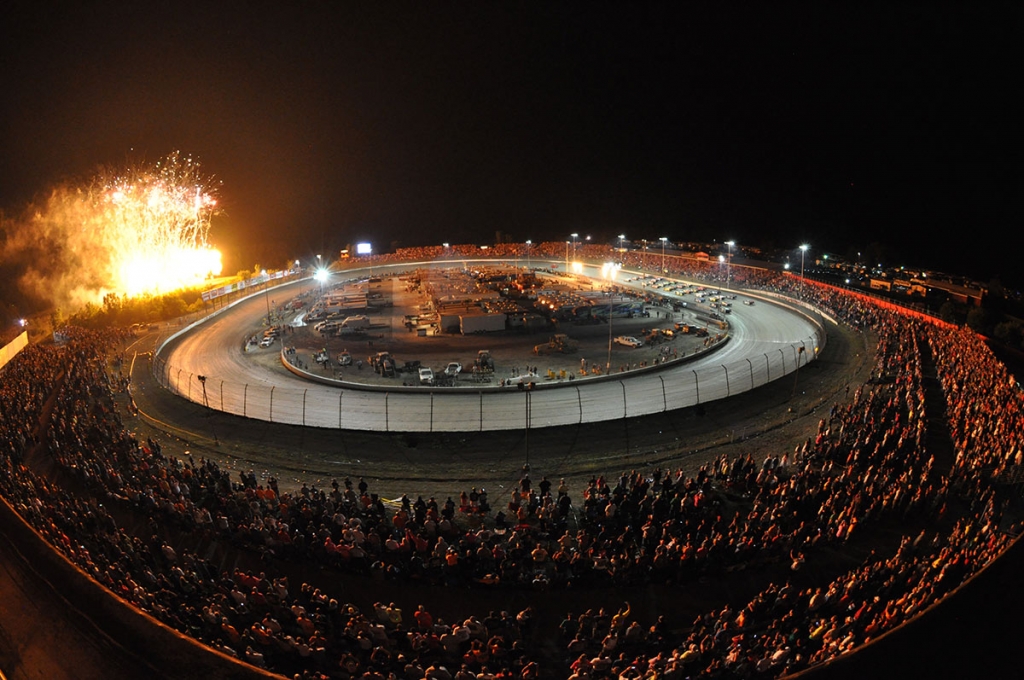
[1,1,1020,286]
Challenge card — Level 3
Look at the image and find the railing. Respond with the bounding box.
[150,329,824,433]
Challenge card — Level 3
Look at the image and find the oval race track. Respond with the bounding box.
[155,261,825,432]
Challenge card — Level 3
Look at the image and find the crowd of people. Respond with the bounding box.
[1,256,1022,679]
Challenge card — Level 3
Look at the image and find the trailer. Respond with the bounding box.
[340,315,371,331]
[460,312,506,334]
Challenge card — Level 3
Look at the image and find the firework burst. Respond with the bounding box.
[3,152,223,308]
[98,152,223,296]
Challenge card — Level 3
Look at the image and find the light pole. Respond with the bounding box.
[262,269,272,325]
[525,240,531,270]
[799,244,809,280]
[660,237,668,273]
[565,241,570,274]
[642,239,647,270]
[443,242,450,260]
[618,234,625,254]
[315,255,327,296]
[198,374,209,408]
[607,290,614,372]
[725,240,735,283]
[571,233,578,262]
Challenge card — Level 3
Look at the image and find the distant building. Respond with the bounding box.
[919,279,985,306]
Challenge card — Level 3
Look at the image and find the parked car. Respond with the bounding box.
[418,367,434,385]
[444,362,462,377]
[614,336,643,348]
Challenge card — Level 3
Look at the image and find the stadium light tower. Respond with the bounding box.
[571,233,578,261]
[618,234,625,253]
[725,240,735,283]
[525,240,531,270]
[660,237,668,273]
[799,244,810,295]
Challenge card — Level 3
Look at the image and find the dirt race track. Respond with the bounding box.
[133,315,856,506]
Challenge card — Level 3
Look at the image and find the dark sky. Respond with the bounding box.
[1,1,1020,284]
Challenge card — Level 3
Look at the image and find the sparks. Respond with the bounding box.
[15,152,225,305]
[100,152,223,296]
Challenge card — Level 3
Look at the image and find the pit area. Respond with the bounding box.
[251,264,732,390]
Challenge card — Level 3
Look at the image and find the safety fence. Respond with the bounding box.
[150,326,824,433]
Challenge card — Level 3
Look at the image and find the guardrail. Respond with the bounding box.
[151,331,824,433]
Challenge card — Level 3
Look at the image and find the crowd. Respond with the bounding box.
[1,258,1021,679]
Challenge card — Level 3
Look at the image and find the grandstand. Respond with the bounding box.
[1,249,1021,679]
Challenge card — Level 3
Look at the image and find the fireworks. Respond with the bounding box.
[98,152,223,296]
[5,152,223,307]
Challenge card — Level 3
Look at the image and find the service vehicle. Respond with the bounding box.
[614,336,644,348]
[474,350,495,372]
[533,334,580,355]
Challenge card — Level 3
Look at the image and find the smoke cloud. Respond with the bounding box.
[0,152,222,315]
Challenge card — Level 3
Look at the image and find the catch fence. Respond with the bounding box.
[151,329,824,433]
